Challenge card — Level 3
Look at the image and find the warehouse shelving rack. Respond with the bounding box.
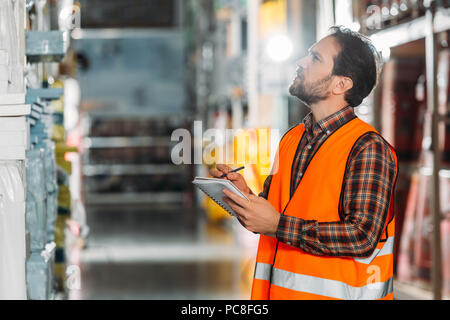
[368,6,450,47]
[80,110,194,208]
[367,2,450,300]
[17,0,76,300]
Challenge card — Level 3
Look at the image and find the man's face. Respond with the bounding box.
[289,36,341,106]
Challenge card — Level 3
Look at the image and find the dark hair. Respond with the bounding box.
[328,26,381,107]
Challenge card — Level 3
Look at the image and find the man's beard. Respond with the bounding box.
[289,73,333,106]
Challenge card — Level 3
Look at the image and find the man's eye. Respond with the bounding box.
[309,53,318,61]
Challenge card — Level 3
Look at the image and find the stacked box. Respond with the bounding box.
[53,138,75,292]
[26,148,47,251]
[0,160,27,299]
[49,79,79,293]
[24,95,60,299]
[0,0,26,104]
[0,105,30,301]
[0,0,29,300]
[26,242,56,300]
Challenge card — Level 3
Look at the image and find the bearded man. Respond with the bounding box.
[211,26,398,300]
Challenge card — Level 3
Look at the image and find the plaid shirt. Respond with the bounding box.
[259,105,397,258]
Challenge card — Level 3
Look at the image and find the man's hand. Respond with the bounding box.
[209,164,252,195]
[222,189,281,237]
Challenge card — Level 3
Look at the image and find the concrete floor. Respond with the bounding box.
[68,204,258,300]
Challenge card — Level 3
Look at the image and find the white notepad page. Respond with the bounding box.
[192,177,249,217]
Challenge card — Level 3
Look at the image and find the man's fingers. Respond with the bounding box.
[216,164,231,174]
[223,196,245,216]
[223,195,251,231]
[226,172,241,180]
[209,168,224,178]
[222,189,249,208]
[210,164,233,178]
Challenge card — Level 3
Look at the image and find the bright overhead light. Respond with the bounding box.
[265,34,293,63]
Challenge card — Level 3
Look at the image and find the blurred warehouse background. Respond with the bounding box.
[0,0,449,300]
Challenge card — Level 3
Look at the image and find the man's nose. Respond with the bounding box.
[296,56,308,68]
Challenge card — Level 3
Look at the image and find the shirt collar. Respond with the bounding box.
[303,105,355,139]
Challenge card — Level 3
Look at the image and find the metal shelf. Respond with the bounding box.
[26,88,64,101]
[0,93,26,105]
[83,164,188,176]
[369,7,450,48]
[25,30,68,63]
[0,104,31,116]
[84,191,186,205]
[84,107,190,120]
[83,136,175,148]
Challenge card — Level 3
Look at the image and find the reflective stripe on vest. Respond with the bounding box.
[254,261,272,281]
[254,237,395,278]
[254,262,393,300]
[354,236,395,265]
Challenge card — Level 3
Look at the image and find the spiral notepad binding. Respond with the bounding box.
[198,185,235,217]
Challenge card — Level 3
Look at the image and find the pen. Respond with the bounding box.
[220,166,245,178]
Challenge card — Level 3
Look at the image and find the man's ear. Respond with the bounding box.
[333,76,353,95]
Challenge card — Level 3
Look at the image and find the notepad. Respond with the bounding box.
[192,177,249,217]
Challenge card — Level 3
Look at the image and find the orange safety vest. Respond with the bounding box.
[251,117,397,300]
